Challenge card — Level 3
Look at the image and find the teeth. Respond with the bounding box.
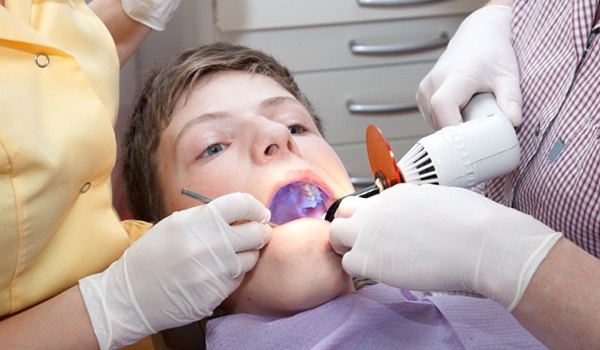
[302,183,322,208]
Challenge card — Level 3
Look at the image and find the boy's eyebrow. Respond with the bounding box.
[174,111,229,150]
[261,96,302,109]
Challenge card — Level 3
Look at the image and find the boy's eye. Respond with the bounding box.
[288,124,305,135]
[200,144,225,158]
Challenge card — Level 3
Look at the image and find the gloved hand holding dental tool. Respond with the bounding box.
[329,185,562,310]
[80,193,272,350]
[327,92,560,311]
[330,1,600,349]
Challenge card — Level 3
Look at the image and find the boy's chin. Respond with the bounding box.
[219,218,352,317]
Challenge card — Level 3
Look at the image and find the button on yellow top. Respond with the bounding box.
[80,182,91,193]
[34,53,49,67]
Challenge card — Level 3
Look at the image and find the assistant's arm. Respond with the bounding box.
[88,0,152,67]
[514,238,600,349]
[0,287,100,350]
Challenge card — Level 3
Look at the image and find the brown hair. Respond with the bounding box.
[122,42,322,222]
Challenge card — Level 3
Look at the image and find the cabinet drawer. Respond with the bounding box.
[215,0,486,31]
[217,15,465,73]
[295,62,434,145]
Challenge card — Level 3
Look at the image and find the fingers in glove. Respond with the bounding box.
[329,217,361,256]
[199,221,264,279]
[233,250,261,278]
[334,196,364,219]
[428,76,483,129]
[340,249,370,279]
[417,76,470,130]
[227,221,272,252]
[416,76,435,125]
[492,76,523,127]
[209,192,271,224]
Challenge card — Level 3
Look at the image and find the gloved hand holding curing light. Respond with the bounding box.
[416,4,523,130]
[79,193,272,350]
[329,184,562,311]
[122,0,182,31]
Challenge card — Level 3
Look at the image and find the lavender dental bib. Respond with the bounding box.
[206,284,545,349]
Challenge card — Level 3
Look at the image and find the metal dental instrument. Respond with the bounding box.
[181,188,214,204]
[181,188,278,227]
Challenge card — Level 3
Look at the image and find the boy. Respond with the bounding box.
[123,42,545,348]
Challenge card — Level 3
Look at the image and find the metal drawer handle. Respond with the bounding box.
[349,31,449,55]
[347,100,419,114]
[350,177,376,187]
[357,0,450,6]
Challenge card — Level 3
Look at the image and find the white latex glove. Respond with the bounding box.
[79,193,271,350]
[122,0,181,31]
[416,5,522,130]
[329,184,562,311]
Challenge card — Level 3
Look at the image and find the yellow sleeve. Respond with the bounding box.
[122,219,154,244]
[120,220,155,350]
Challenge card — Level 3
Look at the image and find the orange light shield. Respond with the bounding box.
[366,124,403,189]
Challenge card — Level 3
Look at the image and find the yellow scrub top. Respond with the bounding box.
[0,0,150,317]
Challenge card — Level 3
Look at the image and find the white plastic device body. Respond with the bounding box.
[398,93,521,188]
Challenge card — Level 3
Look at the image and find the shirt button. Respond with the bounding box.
[34,53,50,68]
[534,122,541,136]
[80,182,91,193]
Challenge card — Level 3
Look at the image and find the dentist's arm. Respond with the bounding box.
[329,184,600,349]
[513,238,600,349]
[416,0,522,129]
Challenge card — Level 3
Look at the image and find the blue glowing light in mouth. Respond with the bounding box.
[268,181,331,225]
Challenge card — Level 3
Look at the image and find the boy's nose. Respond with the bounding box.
[264,144,279,156]
[251,121,300,162]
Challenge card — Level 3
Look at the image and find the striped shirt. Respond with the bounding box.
[481,0,600,257]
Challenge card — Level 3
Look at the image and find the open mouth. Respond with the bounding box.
[268,181,332,225]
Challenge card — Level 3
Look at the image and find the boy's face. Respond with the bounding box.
[158,71,355,316]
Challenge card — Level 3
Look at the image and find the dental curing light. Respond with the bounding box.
[324,93,520,221]
[397,93,520,188]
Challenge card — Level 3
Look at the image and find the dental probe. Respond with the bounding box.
[181,188,214,203]
[181,188,278,227]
